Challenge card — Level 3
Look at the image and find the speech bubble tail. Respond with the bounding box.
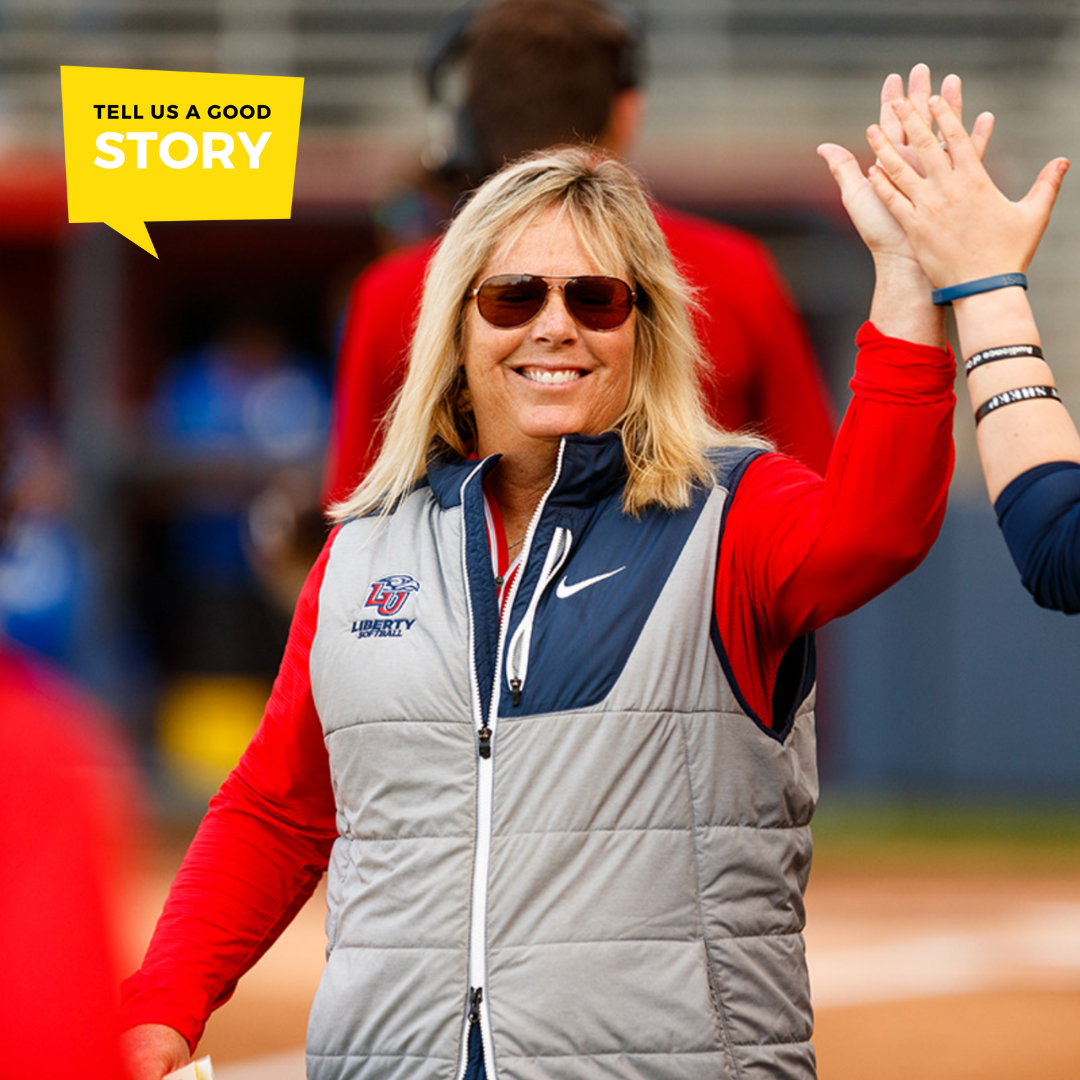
[104,218,158,258]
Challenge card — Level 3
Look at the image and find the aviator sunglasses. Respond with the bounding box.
[470,273,637,332]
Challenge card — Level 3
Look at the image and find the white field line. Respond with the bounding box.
[808,901,1080,1008]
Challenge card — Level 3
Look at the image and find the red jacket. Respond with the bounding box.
[323,205,836,506]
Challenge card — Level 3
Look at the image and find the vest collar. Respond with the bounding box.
[426,432,628,510]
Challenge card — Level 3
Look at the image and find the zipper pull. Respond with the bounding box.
[510,677,522,707]
[468,986,483,1025]
[478,725,492,759]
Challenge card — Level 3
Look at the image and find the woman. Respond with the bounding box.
[124,72,964,1080]
[851,89,1077,611]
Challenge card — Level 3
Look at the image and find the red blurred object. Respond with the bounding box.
[0,154,67,241]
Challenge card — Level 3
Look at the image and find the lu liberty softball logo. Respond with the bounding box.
[366,574,420,615]
[352,574,420,639]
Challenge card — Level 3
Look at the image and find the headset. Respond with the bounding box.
[418,0,646,182]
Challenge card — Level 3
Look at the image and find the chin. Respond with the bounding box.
[520,404,617,440]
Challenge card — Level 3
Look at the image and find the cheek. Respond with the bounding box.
[608,332,636,397]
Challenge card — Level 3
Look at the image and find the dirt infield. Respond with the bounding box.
[808,868,1080,1078]
[123,832,1080,1079]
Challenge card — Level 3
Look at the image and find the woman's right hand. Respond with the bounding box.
[121,1023,192,1080]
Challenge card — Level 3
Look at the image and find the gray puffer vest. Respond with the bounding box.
[307,433,818,1080]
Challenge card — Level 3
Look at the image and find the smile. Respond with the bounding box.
[517,367,585,384]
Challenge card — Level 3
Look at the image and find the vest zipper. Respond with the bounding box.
[459,440,567,1080]
[504,525,573,709]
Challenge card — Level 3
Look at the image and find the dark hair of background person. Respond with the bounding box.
[423,0,644,185]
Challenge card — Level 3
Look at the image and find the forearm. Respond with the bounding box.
[952,288,1080,501]
[867,252,947,350]
[778,363,953,634]
[122,536,339,1048]
[734,324,956,645]
[121,766,336,1048]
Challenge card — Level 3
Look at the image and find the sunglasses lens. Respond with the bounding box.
[473,274,636,330]
[565,277,635,330]
[475,275,548,328]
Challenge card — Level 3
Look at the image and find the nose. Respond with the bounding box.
[530,283,578,344]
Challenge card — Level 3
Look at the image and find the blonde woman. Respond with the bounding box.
[123,105,959,1080]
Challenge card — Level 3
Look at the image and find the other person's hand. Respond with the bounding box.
[866,91,1068,289]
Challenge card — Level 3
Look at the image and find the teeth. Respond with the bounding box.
[519,368,582,384]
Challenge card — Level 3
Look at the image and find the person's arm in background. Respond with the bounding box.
[736,240,837,476]
[657,209,836,475]
[322,242,435,508]
[869,90,1080,610]
[0,648,140,1080]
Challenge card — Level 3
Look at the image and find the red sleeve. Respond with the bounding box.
[716,321,956,726]
[120,533,340,1051]
[657,207,836,475]
[323,241,437,507]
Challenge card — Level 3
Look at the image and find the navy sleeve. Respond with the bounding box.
[995,461,1080,613]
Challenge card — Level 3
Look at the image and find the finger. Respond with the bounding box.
[866,121,925,199]
[867,163,915,222]
[969,111,994,160]
[891,96,952,177]
[817,142,865,194]
[939,73,963,127]
[1021,157,1071,225]
[879,72,906,146]
[907,63,933,128]
[928,93,981,168]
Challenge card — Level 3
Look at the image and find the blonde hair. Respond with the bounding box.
[331,146,767,521]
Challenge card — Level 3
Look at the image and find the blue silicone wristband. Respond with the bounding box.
[932,273,1028,306]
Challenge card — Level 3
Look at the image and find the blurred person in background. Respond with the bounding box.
[146,310,331,669]
[0,373,140,1080]
[142,310,332,800]
[323,0,835,506]
[122,65,979,1080]
[838,88,1080,613]
[0,303,95,673]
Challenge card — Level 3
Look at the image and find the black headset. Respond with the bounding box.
[418,1,646,181]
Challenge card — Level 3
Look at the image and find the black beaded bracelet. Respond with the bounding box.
[964,343,1044,375]
[974,384,1062,425]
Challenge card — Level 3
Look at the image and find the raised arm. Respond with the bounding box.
[866,90,1077,501]
[865,91,1080,611]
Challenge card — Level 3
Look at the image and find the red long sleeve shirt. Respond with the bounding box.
[323,206,835,507]
[122,323,954,1049]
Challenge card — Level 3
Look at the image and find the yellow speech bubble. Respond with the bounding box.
[60,66,304,258]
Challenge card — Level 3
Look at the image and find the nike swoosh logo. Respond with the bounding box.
[555,566,626,599]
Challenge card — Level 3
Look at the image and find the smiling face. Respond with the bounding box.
[461,203,636,461]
